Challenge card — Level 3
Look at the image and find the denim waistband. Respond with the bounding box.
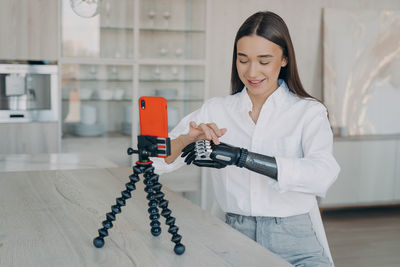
[226,212,308,225]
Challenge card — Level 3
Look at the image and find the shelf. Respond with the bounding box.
[138,59,206,65]
[62,78,133,82]
[62,132,130,139]
[60,58,134,65]
[60,57,206,66]
[140,79,203,83]
[162,98,204,102]
[99,26,205,33]
[140,27,205,33]
[99,26,134,30]
[62,78,203,83]
[62,98,132,102]
[62,98,203,102]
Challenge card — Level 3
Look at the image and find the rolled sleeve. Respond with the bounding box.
[275,106,340,197]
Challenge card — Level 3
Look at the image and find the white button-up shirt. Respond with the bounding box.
[154,80,340,217]
[153,80,340,263]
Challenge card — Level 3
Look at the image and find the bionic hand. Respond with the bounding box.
[181,140,278,180]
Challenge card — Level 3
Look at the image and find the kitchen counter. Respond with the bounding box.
[0,153,118,172]
[0,167,290,267]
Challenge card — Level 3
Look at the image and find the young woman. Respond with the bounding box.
[152,11,340,266]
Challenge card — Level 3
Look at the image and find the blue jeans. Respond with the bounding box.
[225,213,332,267]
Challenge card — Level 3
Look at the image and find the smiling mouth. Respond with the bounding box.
[248,79,265,87]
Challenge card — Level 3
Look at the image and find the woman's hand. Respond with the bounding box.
[187,121,227,145]
[164,121,227,164]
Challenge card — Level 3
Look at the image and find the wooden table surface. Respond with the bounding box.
[0,168,290,267]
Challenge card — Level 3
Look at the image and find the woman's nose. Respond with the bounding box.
[246,62,259,78]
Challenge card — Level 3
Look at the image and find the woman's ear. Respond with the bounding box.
[281,57,288,67]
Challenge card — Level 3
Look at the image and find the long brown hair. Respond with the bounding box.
[231,11,314,100]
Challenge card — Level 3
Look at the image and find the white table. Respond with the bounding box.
[0,153,118,172]
[0,168,290,267]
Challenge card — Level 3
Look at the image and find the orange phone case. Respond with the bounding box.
[138,96,168,138]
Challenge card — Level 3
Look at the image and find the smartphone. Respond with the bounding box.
[138,96,170,158]
[138,96,168,138]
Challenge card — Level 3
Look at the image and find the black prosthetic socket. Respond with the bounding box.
[242,151,278,180]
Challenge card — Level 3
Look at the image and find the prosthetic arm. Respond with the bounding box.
[181,140,278,180]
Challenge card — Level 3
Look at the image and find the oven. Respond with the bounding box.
[0,63,58,122]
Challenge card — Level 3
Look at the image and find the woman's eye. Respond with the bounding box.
[260,62,270,65]
[239,60,248,64]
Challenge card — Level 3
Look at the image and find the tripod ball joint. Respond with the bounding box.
[93,237,104,248]
[174,244,185,255]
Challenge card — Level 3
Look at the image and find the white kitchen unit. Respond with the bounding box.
[0,0,60,155]
[60,0,207,140]
[320,136,400,208]
[0,122,59,154]
[59,0,208,203]
[0,0,58,61]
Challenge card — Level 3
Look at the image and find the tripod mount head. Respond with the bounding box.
[128,135,171,164]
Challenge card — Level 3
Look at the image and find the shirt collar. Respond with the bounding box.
[238,79,291,112]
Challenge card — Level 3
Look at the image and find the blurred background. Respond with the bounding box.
[0,0,399,266]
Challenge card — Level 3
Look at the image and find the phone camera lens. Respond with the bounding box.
[141,99,145,109]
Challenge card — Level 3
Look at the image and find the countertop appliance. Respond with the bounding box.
[0,63,58,122]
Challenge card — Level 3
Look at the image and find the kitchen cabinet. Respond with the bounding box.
[60,0,207,138]
[60,0,208,204]
[61,63,133,137]
[0,122,58,154]
[320,137,400,208]
[0,0,58,61]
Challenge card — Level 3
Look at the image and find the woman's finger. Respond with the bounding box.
[207,123,222,136]
[220,128,227,136]
[188,121,206,140]
[201,123,219,144]
[199,123,212,140]
[189,121,197,129]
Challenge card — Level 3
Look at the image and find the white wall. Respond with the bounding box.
[207,0,400,100]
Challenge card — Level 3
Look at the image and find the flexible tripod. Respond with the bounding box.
[93,135,185,255]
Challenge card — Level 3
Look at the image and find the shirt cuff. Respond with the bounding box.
[274,156,299,193]
[151,154,187,175]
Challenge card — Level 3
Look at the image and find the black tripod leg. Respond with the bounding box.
[93,166,141,248]
[151,170,185,255]
[143,165,162,237]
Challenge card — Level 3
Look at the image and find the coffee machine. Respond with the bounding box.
[0,62,58,122]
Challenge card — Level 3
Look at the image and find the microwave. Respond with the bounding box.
[0,63,58,122]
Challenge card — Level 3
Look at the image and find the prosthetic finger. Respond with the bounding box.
[181,142,195,158]
[193,160,226,169]
[184,151,197,165]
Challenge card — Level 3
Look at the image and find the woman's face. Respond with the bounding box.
[236,35,287,99]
